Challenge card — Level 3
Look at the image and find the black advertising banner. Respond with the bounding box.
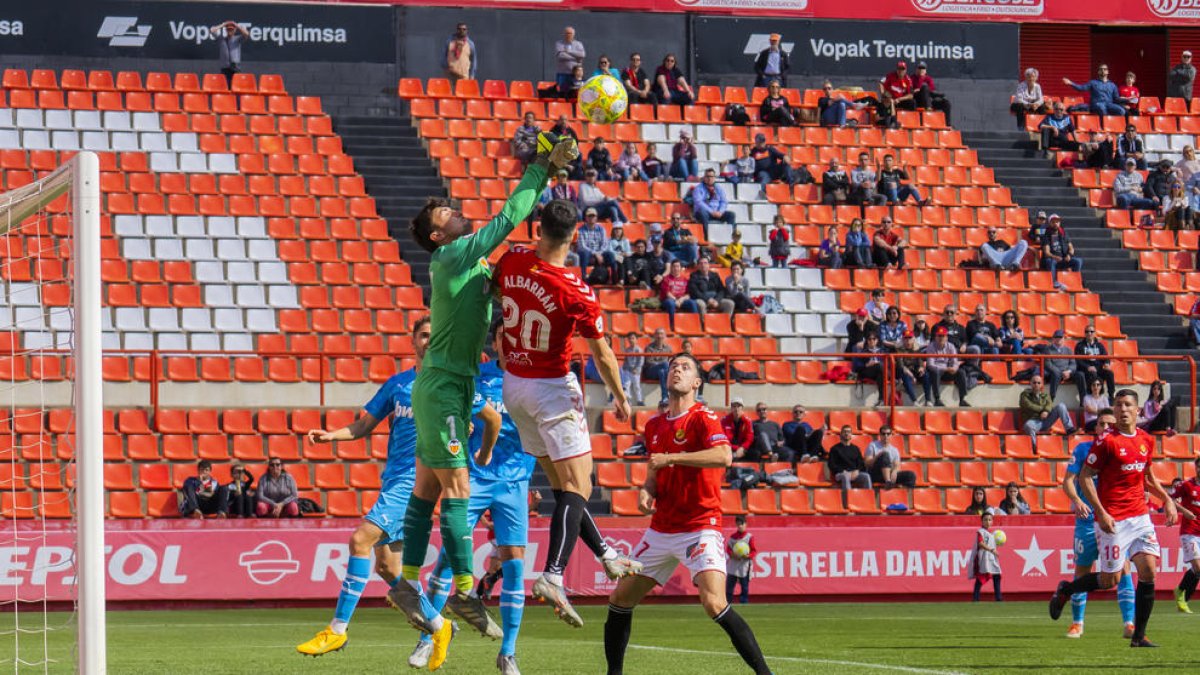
[694,17,1018,80]
[0,0,394,63]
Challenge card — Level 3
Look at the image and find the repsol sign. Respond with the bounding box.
[694,16,1017,80]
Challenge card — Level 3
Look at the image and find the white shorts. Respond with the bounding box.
[1182,534,1200,565]
[632,528,727,586]
[502,371,590,462]
[1095,513,1161,574]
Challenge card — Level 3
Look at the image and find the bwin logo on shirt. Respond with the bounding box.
[393,403,414,419]
[97,16,152,48]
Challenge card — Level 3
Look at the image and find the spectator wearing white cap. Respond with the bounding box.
[1169,50,1196,102]
[754,33,790,87]
[669,129,699,182]
[1040,214,1082,291]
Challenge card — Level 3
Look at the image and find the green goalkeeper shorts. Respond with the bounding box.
[412,367,473,470]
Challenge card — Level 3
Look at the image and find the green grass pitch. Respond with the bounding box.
[5,601,1199,673]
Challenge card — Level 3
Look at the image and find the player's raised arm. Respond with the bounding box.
[586,336,631,422]
[474,402,502,467]
[307,412,380,444]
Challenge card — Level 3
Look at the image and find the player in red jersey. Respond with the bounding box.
[604,353,771,675]
[494,198,640,628]
[1048,389,1178,647]
[1171,456,1200,613]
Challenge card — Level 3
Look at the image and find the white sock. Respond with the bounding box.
[405,578,422,591]
[544,572,564,586]
[330,619,348,635]
[601,549,618,561]
[429,614,445,631]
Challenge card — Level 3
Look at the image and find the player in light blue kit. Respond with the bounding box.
[297,316,501,662]
[1061,408,1135,639]
[410,324,537,675]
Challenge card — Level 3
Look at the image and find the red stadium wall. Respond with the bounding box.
[7,517,1192,602]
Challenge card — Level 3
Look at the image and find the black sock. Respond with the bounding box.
[578,504,613,558]
[1180,569,1199,601]
[544,491,587,575]
[713,605,771,675]
[1133,581,1155,641]
[1065,573,1101,596]
[993,574,1003,602]
[605,603,633,675]
[972,579,982,602]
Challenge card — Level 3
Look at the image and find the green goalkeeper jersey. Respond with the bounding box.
[421,162,549,378]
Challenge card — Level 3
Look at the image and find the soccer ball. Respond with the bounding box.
[732,540,751,558]
[578,75,628,125]
[992,530,1006,546]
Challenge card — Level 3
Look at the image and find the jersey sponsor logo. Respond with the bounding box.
[911,0,1042,15]
[1120,461,1147,472]
[1148,0,1200,19]
[393,402,414,419]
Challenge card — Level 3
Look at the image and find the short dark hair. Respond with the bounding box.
[668,351,703,374]
[412,314,431,335]
[633,238,647,248]
[1114,388,1140,404]
[540,199,579,244]
[735,514,747,526]
[197,459,212,471]
[1098,407,1114,417]
[410,197,447,254]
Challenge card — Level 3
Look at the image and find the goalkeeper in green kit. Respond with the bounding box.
[387,133,580,651]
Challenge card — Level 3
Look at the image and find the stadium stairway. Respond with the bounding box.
[333,111,444,291]
[964,130,1195,406]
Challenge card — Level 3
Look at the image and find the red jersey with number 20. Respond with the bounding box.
[1085,428,1154,521]
[644,403,730,534]
[495,248,603,379]
[1172,479,1200,537]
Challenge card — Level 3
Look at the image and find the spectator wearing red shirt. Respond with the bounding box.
[910,63,952,124]
[1119,71,1141,118]
[880,61,916,110]
[871,217,906,269]
[658,260,698,330]
[721,398,754,460]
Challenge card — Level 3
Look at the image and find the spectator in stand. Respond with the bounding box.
[537,168,578,217]
[1019,373,1077,443]
[604,224,632,280]
[846,307,878,353]
[923,326,970,407]
[1037,103,1078,156]
[851,152,886,207]
[669,130,699,182]
[688,258,735,317]
[1138,380,1177,433]
[642,328,672,402]
[1077,130,1115,169]
[844,218,873,268]
[878,306,907,351]
[1189,296,1200,346]
[759,81,796,126]
[623,239,657,288]
[658,260,696,330]
[851,332,887,404]
[592,55,620,79]
[997,482,1032,516]
[180,459,229,519]
[910,63,952,124]
[548,114,584,178]
[749,133,794,189]
[864,288,890,323]
[1146,159,1176,211]
[663,213,699,266]
[880,61,916,110]
[978,226,1029,271]
[227,462,254,518]
[1168,51,1196,102]
[750,403,788,462]
[1027,211,1049,248]
[966,305,1001,355]
[724,145,757,185]
[210,21,251,88]
[896,330,925,404]
[588,138,614,181]
[510,112,541,166]
[725,516,756,605]
[1074,325,1115,403]
[933,304,968,351]
[1115,124,1147,169]
[722,398,755,460]
[578,169,628,224]
[654,53,695,106]
[1113,158,1154,209]
[690,169,737,237]
[818,225,844,268]
[575,207,612,273]
[1043,330,1076,401]
[642,142,665,181]
[553,65,585,101]
[963,487,993,516]
[1118,71,1141,117]
[865,426,907,489]
[725,262,755,313]
[615,142,649,183]
[256,458,299,518]
[828,426,872,491]
[998,310,1031,355]
[443,22,476,82]
[1041,214,1082,291]
[1011,67,1047,129]
[877,154,926,205]
[783,405,825,462]
[1064,64,1123,116]
[871,217,905,269]
[753,33,790,87]
[621,53,654,105]
[619,334,644,407]
[873,93,900,129]
[911,319,931,349]
[1166,182,1193,230]
[554,26,586,93]
[717,229,748,268]
[818,81,849,127]
[1081,377,1109,432]
[821,158,850,205]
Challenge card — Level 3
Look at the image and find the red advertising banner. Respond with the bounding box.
[2,517,1193,602]
[350,0,1200,26]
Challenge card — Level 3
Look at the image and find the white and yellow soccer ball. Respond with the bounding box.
[732,540,751,558]
[578,75,628,125]
[992,530,1006,546]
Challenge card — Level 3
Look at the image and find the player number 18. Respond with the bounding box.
[1102,544,1120,561]
[501,296,551,352]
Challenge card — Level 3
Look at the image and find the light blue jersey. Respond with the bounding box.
[1067,441,1097,524]
[363,369,418,486]
[469,361,537,483]
[1068,441,1100,567]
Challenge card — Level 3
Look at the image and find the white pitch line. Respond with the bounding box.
[620,643,972,675]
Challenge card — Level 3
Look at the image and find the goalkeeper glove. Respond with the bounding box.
[534,132,579,172]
